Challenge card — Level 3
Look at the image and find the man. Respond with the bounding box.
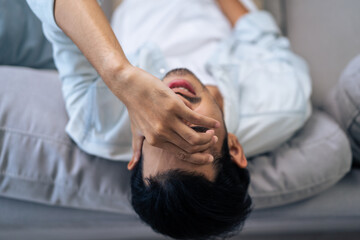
[27,0,311,239]
[130,67,252,239]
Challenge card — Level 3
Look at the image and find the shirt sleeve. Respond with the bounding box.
[26,0,133,161]
[207,11,312,157]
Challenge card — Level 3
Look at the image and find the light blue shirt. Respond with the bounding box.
[27,0,311,161]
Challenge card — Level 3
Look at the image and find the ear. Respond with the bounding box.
[227,133,247,168]
[127,155,140,170]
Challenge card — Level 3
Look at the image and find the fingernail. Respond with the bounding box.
[213,136,218,143]
[215,122,220,128]
[127,161,133,170]
[209,155,214,162]
[207,129,215,135]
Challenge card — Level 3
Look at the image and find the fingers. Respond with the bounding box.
[180,106,220,129]
[184,152,214,165]
[146,115,219,154]
[159,141,214,165]
[174,129,218,154]
[153,125,218,154]
[145,120,218,157]
[175,119,217,145]
[145,116,217,153]
[191,133,218,153]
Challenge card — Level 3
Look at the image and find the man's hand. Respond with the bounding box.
[118,66,220,166]
[54,0,219,165]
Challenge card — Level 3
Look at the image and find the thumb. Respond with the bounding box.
[129,133,145,170]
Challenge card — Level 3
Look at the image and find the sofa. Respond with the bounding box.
[1,1,359,239]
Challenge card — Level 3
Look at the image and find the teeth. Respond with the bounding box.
[178,87,189,92]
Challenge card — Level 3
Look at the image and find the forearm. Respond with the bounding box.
[216,0,249,27]
[54,0,130,93]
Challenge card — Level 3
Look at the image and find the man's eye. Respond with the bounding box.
[191,126,209,133]
[175,92,201,103]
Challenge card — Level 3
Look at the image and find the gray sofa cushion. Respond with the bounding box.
[323,54,360,166]
[0,66,352,212]
[0,66,133,214]
[249,111,352,209]
[2,170,360,240]
[0,0,54,69]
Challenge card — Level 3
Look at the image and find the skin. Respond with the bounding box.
[54,0,220,166]
[127,0,250,179]
[53,0,249,171]
[217,0,249,26]
[128,70,248,181]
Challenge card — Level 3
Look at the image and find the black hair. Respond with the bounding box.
[130,136,252,240]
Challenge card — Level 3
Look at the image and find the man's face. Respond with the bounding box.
[139,68,226,181]
[127,68,247,180]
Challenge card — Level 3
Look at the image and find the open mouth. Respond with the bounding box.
[168,79,196,97]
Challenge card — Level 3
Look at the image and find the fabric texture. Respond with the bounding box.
[0,66,351,211]
[248,111,352,208]
[112,0,232,86]
[0,0,54,69]
[1,170,360,239]
[206,11,312,156]
[27,0,312,159]
[323,54,360,166]
[0,66,133,214]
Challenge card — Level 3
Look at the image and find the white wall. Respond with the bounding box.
[284,0,360,106]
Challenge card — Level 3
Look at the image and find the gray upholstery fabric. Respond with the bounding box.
[248,110,352,209]
[1,170,360,240]
[0,65,352,212]
[323,54,360,166]
[0,0,55,69]
[0,66,133,214]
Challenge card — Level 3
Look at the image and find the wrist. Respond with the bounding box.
[99,50,131,80]
[95,49,135,104]
[99,50,131,85]
[108,62,137,105]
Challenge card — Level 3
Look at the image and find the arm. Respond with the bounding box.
[27,0,219,163]
[53,0,128,90]
[207,11,312,156]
